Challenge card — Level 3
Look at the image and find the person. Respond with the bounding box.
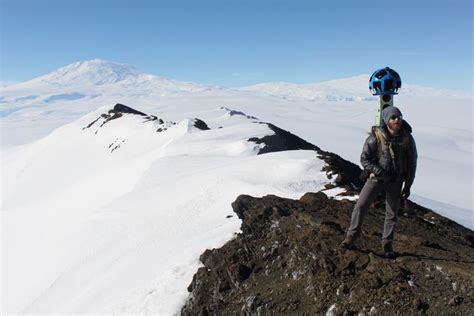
[340,106,417,258]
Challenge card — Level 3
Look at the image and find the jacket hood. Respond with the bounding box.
[402,120,413,134]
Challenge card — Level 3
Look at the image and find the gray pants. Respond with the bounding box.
[347,178,403,242]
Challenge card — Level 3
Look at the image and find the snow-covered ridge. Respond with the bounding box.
[2,103,336,313]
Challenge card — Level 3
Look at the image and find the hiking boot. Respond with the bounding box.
[382,241,395,259]
[340,235,354,250]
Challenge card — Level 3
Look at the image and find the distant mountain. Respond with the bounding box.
[238,75,372,101]
[239,75,471,101]
[3,59,470,104]
[34,59,144,86]
[1,59,220,97]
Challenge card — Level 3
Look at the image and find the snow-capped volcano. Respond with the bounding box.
[1,59,218,98]
[36,59,143,86]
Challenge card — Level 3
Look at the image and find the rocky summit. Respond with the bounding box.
[181,192,473,315]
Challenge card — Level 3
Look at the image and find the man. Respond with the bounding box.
[341,106,417,258]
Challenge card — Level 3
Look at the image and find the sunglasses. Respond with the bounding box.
[390,115,402,121]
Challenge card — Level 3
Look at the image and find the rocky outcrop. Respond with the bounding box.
[83,103,162,130]
[181,193,473,315]
[193,118,210,131]
[249,123,364,189]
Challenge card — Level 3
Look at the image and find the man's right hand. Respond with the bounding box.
[374,167,385,177]
[376,168,391,179]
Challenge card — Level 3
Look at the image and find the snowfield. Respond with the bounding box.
[2,104,330,313]
[1,59,472,314]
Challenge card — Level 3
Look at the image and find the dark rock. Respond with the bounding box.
[143,115,158,122]
[247,122,364,189]
[112,103,147,116]
[231,194,255,220]
[221,106,258,120]
[299,191,328,205]
[412,299,429,311]
[237,264,252,283]
[84,103,167,130]
[82,117,101,130]
[100,112,123,126]
[193,118,210,130]
[448,296,464,306]
[199,249,216,268]
[421,240,448,251]
[465,234,474,248]
[181,193,474,315]
[248,123,320,154]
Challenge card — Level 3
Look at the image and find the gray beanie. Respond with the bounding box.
[382,106,403,124]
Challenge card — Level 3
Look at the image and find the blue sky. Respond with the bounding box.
[1,0,472,90]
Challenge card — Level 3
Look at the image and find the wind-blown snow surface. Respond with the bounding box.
[1,59,473,313]
[1,105,330,313]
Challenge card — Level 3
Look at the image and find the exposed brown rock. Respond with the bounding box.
[182,193,474,315]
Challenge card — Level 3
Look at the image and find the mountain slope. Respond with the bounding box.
[3,103,360,313]
[2,100,472,314]
[182,192,474,315]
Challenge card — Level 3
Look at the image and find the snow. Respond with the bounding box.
[326,303,337,316]
[1,59,472,313]
[322,187,359,201]
[1,104,329,313]
[410,194,472,230]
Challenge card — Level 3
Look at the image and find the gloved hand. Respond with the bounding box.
[359,169,370,181]
[401,185,411,199]
[368,169,384,182]
[375,168,395,182]
[373,167,386,178]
